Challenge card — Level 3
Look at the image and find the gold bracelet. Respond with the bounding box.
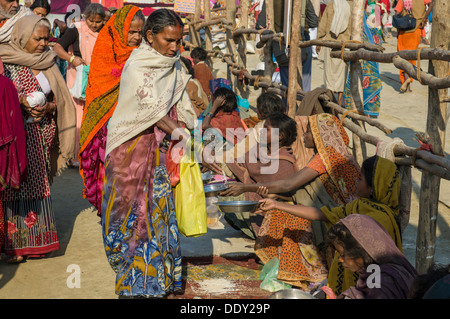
[69,55,76,63]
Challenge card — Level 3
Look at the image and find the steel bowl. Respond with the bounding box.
[269,289,315,299]
[201,171,214,184]
[216,200,259,213]
[204,182,229,197]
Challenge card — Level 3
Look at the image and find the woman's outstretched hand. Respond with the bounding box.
[219,182,245,196]
[255,198,278,213]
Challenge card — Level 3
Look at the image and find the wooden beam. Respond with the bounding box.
[332,47,450,63]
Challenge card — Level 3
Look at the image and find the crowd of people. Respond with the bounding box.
[0,0,446,300]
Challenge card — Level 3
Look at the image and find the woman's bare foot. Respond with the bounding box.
[6,255,25,264]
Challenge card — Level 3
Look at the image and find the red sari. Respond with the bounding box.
[0,75,27,254]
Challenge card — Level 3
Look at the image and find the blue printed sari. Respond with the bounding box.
[343,14,382,117]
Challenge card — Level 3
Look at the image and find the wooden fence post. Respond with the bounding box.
[349,0,367,165]
[225,0,239,90]
[237,0,250,100]
[263,0,276,90]
[287,0,302,118]
[203,0,214,68]
[416,0,450,274]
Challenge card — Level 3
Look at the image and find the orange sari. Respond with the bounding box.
[395,0,431,83]
[78,5,142,216]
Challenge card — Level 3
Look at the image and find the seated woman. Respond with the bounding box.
[224,112,300,240]
[202,87,246,146]
[0,15,76,263]
[222,113,361,290]
[257,154,404,296]
[226,92,286,164]
[325,214,417,299]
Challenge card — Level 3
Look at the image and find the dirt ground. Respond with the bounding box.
[0,35,449,299]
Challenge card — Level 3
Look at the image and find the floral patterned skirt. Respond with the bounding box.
[102,130,182,297]
[1,118,59,257]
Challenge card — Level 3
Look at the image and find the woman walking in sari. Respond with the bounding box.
[102,9,197,298]
[258,155,404,296]
[78,5,145,217]
[326,214,417,299]
[0,15,76,263]
[223,113,360,289]
[53,3,105,166]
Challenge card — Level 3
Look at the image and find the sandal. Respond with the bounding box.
[6,255,25,264]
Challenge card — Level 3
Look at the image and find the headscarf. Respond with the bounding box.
[0,14,76,174]
[309,113,360,204]
[105,40,197,157]
[338,215,418,299]
[78,5,142,214]
[321,155,404,296]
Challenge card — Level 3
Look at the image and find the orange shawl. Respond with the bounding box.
[78,5,141,207]
[79,5,141,153]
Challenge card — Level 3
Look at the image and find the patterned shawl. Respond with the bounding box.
[309,113,360,205]
[338,214,417,299]
[0,14,76,174]
[78,5,142,212]
[105,40,196,157]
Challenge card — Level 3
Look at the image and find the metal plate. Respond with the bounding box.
[269,289,315,299]
[216,200,259,213]
[201,171,214,183]
[204,182,229,196]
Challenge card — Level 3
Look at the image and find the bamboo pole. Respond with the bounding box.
[287,0,302,118]
[416,0,450,275]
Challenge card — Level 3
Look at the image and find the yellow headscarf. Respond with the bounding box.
[321,155,403,296]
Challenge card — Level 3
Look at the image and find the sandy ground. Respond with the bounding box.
[0,35,449,299]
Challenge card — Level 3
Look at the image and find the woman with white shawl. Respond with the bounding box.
[101,9,197,298]
[317,0,353,105]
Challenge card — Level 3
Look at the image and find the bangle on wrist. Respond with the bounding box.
[69,55,76,63]
[205,112,213,117]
